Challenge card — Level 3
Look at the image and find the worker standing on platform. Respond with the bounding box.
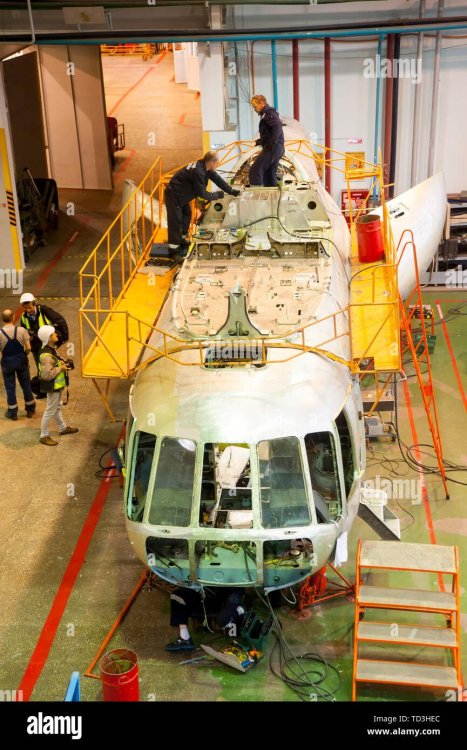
[249,95,285,187]
[0,309,35,420]
[165,151,240,261]
[19,293,69,368]
[37,325,78,446]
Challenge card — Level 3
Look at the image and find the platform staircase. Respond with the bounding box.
[352,540,462,700]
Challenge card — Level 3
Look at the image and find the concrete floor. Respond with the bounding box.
[0,51,466,703]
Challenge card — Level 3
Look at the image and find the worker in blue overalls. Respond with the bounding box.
[0,309,35,420]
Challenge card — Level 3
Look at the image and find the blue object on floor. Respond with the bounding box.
[64,672,80,702]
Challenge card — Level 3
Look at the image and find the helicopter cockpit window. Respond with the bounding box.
[200,443,252,529]
[149,437,196,527]
[259,436,311,529]
[335,410,355,496]
[305,432,342,522]
[127,431,156,522]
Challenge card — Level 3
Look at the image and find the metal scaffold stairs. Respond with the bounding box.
[352,540,462,700]
[79,157,177,420]
[397,229,449,498]
[345,166,448,498]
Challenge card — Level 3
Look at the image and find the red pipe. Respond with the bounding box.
[292,39,299,120]
[383,34,395,198]
[324,38,331,193]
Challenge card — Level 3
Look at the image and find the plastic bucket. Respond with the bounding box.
[100,648,139,702]
[355,213,385,263]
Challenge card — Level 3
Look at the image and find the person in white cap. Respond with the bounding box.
[19,293,68,368]
[37,325,78,446]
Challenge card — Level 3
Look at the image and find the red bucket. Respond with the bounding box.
[100,648,139,702]
[355,213,385,263]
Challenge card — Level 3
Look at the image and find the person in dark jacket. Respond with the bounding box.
[165,151,240,260]
[19,292,69,368]
[0,309,35,420]
[249,95,285,187]
[165,586,245,651]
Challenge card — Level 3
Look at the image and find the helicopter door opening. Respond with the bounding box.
[259,436,311,529]
[335,410,356,497]
[305,432,342,523]
[148,437,196,527]
[126,431,156,522]
[200,443,253,529]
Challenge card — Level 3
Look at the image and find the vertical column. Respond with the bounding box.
[324,38,331,194]
[0,65,23,271]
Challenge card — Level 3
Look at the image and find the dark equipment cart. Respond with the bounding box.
[16,168,59,261]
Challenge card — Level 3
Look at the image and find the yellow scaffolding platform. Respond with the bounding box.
[79,159,176,419]
[349,224,400,373]
[81,267,176,380]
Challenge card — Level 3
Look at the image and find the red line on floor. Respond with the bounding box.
[178,112,198,128]
[155,50,168,64]
[35,231,79,291]
[18,434,124,701]
[402,379,444,590]
[435,300,467,412]
[108,67,154,116]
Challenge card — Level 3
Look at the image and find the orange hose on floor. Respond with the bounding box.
[84,570,148,679]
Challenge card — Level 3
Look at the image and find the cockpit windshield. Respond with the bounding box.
[258,436,311,528]
[148,437,196,527]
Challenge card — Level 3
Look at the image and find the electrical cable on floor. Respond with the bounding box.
[389,374,467,485]
[254,589,341,702]
[95,448,120,479]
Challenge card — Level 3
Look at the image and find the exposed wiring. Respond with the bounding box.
[254,589,341,702]
[95,448,120,479]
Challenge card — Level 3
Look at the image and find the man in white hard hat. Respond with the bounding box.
[37,325,78,446]
[19,293,68,368]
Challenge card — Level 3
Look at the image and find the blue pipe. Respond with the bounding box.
[32,22,467,45]
[271,40,279,109]
[372,36,383,202]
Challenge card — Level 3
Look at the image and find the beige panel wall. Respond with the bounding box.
[39,46,112,190]
[69,46,112,190]
[39,47,81,188]
[3,51,48,179]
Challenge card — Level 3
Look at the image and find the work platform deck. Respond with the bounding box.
[349,226,400,372]
[81,263,176,379]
